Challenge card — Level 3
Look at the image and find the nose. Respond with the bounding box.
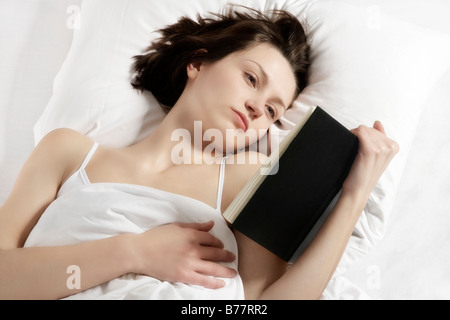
[245,100,264,120]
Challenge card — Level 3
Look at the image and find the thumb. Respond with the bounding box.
[373,121,386,135]
[178,221,215,232]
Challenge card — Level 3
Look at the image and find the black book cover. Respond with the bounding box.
[230,107,359,262]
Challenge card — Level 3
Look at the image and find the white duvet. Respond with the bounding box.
[24,183,245,300]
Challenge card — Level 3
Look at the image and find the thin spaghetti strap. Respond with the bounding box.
[215,156,229,212]
[80,142,99,170]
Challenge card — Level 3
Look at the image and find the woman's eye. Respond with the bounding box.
[266,106,276,119]
[246,73,257,87]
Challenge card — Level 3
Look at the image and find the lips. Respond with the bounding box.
[232,109,249,132]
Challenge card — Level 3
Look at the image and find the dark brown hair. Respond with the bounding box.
[131,7,310,112]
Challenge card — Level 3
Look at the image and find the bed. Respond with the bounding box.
[1,0,449,300]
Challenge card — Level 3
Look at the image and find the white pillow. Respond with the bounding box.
[34,0,450,285]
[34,0,293,148]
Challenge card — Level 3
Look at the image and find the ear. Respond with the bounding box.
[187,49,208,80]
[187,61,203,80]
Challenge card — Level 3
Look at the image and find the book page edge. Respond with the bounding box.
[222,106,317,223]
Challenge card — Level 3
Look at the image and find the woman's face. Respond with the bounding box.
[183,43,297,153]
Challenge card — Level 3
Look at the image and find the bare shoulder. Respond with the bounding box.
[35,129,95,181]
[38,128,92,149]
[221,151,268,212]
[0,129,95,248]
[225,151,267,186]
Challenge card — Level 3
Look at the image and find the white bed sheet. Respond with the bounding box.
[343,71,450,300]
[332,0,450,300]
[1,0,449,300]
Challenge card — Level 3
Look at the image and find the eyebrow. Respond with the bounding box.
[246,59,288,111]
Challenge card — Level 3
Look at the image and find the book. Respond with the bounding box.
[223,106,359,262]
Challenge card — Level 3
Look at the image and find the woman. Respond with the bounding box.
[0,9,398,300]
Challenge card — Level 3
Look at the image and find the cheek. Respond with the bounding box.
[252,119,272,137]
[200,66,243,102]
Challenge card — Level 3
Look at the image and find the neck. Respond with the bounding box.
[133,103,222,172]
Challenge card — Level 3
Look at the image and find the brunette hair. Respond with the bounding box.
[131,7,310,112]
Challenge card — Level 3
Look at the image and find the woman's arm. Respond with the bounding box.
[0,222,236,300]
[0,129,236,300]
[234,122,399,300]
[0,234,134,300]
[0,129,137,299]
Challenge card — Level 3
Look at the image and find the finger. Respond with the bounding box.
[195,230,225,249]
[196,261,238,279]
[373,121,386,135]
[178,221,215,232]
[198,246,236,263]
[351,125,369,138]
[351,126,371,150]
[352,125,386,152]
[187,273,227,290]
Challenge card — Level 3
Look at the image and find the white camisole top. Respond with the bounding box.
[24,142,245,300]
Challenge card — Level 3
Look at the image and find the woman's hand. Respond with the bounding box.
[252,121,399,300]
[128,221,237,289]
[343,121,400,207]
